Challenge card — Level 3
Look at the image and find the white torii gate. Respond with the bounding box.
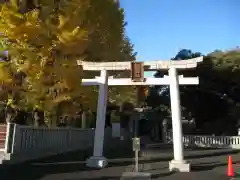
[78,57,203,172]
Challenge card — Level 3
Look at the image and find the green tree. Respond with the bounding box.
[147,49,240,135]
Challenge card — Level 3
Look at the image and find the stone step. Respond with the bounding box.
[0,132,6,136]
[0,139,5,145]
[0,141,5,148]
[0,125,6,132]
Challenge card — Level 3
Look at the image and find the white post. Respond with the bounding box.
[168,67,190,172]
[86,70,108,168]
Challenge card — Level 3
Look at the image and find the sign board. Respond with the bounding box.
[131,62,144,82]
[132,137,140,151]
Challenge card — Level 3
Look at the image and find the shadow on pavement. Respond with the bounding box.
[0,141,239,180]
[107,148,240,169]
[0,159,91,180]
[131,148,240,165]
[65,177,119,180]
[186,149,240,160]
[151,171,175,179]
[65,171,176,180]
[0,141,134,180]
[191,160,240,172]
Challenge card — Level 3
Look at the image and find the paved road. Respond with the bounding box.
[0,143,240,180]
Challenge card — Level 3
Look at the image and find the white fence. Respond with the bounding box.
[4,122,240,164]
[166,131,240,149]
[1,123,112,164]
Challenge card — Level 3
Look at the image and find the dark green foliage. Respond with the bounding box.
[147,49,240,135]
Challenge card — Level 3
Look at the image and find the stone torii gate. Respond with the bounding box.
[77,57,203,172]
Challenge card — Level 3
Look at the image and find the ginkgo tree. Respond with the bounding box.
[81,36,138,112]
[0,0,125,123]
[108,36,138,106]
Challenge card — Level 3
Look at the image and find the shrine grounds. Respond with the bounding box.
[0,140,239,180]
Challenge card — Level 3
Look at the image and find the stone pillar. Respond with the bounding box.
[168,67,190,172]
[86,70,108,168]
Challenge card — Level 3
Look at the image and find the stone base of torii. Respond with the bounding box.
[78,57,203,172]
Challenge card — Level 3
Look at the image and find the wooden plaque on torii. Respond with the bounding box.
[131,62,145,82]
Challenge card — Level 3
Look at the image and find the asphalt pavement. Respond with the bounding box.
[0,142,240,180]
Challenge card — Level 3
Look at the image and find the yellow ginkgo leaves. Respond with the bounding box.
[0,0,125,113]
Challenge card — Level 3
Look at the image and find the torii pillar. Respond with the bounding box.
[86,70,109,168]
[168,67,188,172]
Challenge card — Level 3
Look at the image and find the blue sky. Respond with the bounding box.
[120,0,240,61]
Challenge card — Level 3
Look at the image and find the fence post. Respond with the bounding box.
[11,124,21,154]
[4,123,15,153]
